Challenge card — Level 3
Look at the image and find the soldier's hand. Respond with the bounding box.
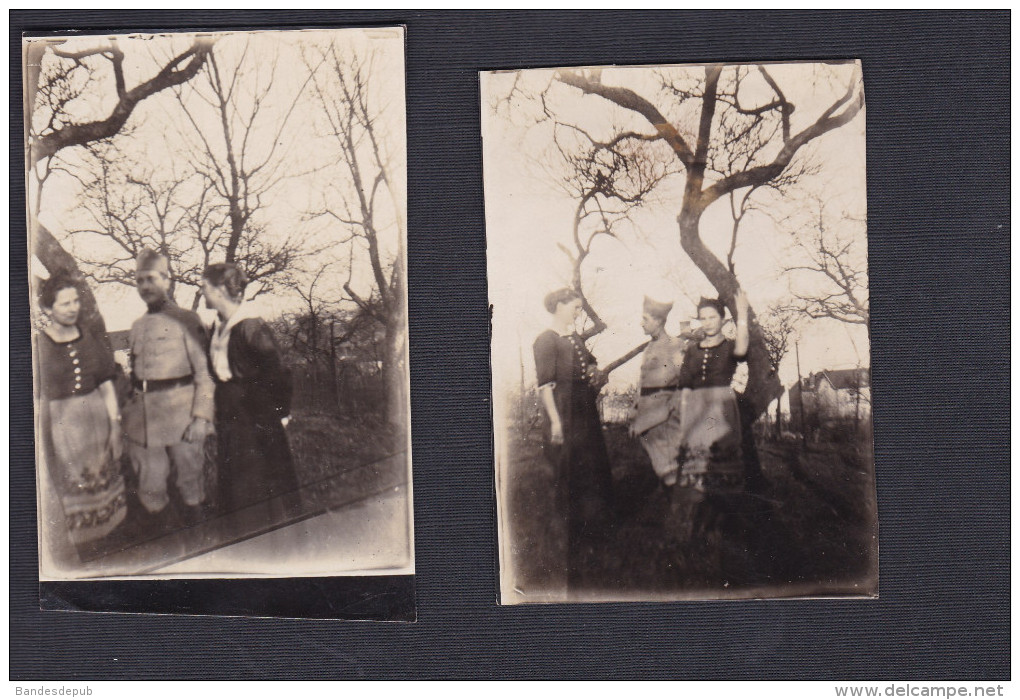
[107,425,123,461]
[183,417,213,443]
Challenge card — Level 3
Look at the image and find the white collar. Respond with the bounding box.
[214,301,261,337]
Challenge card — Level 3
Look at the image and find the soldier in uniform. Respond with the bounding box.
[629,296,689,487]
[123,249,215,525]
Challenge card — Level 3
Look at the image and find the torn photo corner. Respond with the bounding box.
[24,26,414,620]
[482,60,877,604]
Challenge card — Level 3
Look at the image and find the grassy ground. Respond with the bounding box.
[504,420,878,600]
[287,409,405,500]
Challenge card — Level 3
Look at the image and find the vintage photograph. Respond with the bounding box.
[25,27,412,582]
[483,61,877,602]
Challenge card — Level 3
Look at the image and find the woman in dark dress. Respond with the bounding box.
[35,273,127,549]
[533,288,614,594]
[200,263,298,513]
[669,291,751,544]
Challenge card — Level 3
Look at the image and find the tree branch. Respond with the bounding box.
[31,40,213,163]
[700,75,864,205]
[556,69,694,167]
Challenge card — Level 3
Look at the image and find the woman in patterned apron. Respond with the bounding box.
[36,273,127,549]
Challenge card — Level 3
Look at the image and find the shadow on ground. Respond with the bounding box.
[505,422,878,601]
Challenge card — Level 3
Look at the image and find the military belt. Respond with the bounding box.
[640,385,679,396]
[132,374,194,393]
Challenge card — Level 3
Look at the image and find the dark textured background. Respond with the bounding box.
[10,10,1009,679]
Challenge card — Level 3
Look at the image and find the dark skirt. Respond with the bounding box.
[215,381,299,513]
[542,380,614,591]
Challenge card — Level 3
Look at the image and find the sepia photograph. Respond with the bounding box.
[25,27,413,587]
[483,61,877,603]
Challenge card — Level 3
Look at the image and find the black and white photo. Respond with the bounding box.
[26,27,413,587]
[483,61,877,603]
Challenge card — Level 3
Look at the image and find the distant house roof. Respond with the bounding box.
[790,367,870,393]
[821,368,870,390]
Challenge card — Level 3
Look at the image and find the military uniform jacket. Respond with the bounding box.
[123,300,215,448]
[632,334,687,435]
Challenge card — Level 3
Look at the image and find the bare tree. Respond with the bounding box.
[509,62,865,418]
[25,36,213,338]
[758,304,798,434]
[759,304,797,372]
[278,259,389,415]
[63,140,203,300]
[784,197,869,331]
[306,42,406,429]
[26,38,212,167]
[543,118,680,340]
[283,263,340,364]
[279,262,342,407]
[54,134,297,311]
[171,37,319,284]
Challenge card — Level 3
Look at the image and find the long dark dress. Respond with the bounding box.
[533,330,613,592]
[213,318,299,513]
[37,326,127,545]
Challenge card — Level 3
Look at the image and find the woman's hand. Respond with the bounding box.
[550,419,564,446]
[538,383,564,446]
[733,289,751,358]
[734,288,750,321]
[106,419,123,461]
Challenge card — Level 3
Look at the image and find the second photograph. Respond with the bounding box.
[483,61,877,603]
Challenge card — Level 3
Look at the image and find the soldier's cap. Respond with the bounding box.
[642,296,673,321]
[137,248,169,276]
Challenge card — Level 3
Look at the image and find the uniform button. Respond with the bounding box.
[72,358,80,365]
